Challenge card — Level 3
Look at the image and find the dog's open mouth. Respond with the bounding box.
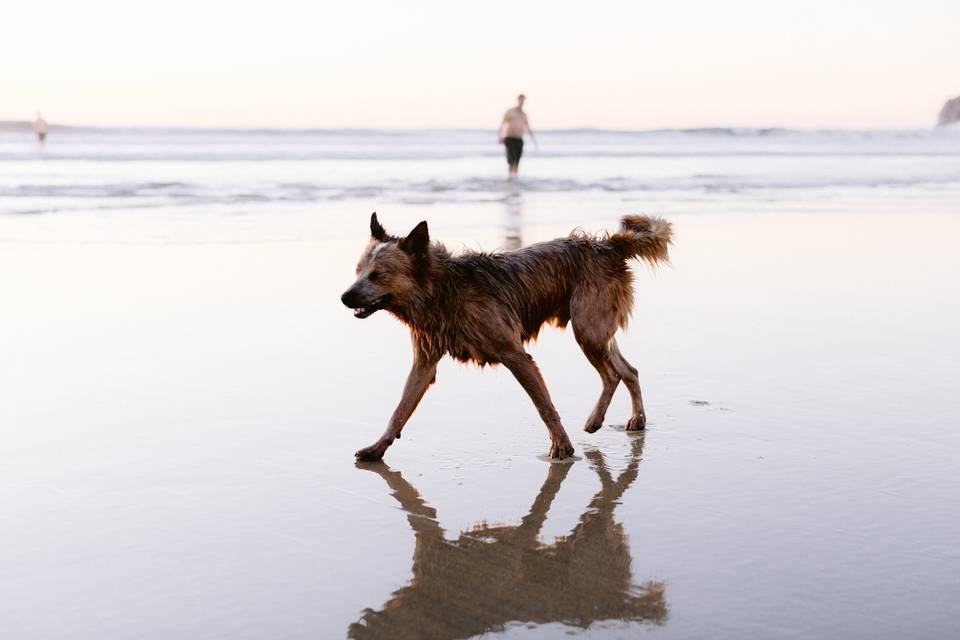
[352,294,391,319]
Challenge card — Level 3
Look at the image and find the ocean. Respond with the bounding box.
[2,127,959,221]
[3,125,960,639]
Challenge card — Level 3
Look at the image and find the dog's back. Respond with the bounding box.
[418,215,672,362]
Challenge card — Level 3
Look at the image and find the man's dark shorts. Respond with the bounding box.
[504,137,524,166]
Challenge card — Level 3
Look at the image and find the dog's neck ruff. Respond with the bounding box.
[387,249,449,331]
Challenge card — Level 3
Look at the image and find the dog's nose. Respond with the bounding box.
[341,290,355,307]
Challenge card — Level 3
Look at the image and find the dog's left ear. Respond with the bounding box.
[370,212,389,241]
[400,221,429,256]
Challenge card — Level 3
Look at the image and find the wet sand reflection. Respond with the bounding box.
[351,435,666,639]
[504,186,523,250]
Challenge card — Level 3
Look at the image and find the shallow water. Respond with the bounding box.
[2,128,960,637]
[3,127,960,216]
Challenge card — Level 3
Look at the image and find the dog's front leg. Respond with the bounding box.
[355,356,439,461]
[501,350,575,460]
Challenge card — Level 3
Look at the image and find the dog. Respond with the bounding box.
[341,213,672,461]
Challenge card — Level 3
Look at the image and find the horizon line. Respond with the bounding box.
[0,120,946,133]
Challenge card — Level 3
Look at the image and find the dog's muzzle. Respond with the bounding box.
[341,290,392,319]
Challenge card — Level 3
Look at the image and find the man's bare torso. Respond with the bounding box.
[502,108,528,138]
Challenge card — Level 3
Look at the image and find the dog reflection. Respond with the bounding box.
[350,435,666,639]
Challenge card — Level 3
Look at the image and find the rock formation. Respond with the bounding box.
[937,96,960,126]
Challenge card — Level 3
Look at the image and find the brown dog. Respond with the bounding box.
[341,213,672,461]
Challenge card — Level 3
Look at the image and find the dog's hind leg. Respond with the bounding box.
[571,292,621,434]
[575,333,621,433]
[501,349,575,460]
[609,339,646,430]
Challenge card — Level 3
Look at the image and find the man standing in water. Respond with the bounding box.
[499,94,536,178]
[33,111,48,143]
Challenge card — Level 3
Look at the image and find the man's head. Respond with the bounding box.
[517,94,526,108]
[341,213,431,319]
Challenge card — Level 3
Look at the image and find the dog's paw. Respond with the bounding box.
[355,443,387,461]
[583,420,603,434]
[548,440,575,460]
[625,414,646,431]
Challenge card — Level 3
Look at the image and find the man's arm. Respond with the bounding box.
[498,112,509,143]
[524,114,537,146]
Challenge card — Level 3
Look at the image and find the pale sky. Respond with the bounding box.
[1,0,957,129]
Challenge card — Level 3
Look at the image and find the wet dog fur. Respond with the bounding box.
[341,213,672,461]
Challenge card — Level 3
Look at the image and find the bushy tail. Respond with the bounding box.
[609,214,672,265]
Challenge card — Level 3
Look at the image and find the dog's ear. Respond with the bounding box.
[400,221,429,256]
[370,212,389,241]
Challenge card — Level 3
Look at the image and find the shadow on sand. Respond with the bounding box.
[351,434,666,639]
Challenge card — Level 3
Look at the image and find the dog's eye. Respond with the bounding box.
[368,271,380,282]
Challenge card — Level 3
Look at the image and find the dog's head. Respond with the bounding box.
[341,213,430,319]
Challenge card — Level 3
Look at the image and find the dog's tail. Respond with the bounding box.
[609,214,672,266]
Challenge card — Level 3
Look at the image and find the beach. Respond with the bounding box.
[2,128,960,638]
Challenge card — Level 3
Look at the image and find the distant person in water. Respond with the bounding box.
[33,111,48,143]
[498,94,536,178]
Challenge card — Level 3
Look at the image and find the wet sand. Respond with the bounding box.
[2,201,959,638]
